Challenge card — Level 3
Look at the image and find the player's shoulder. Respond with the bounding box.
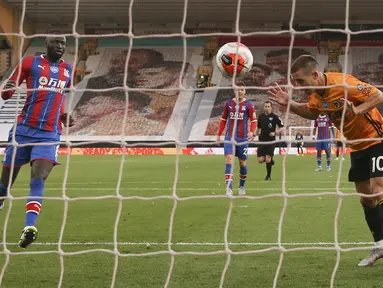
[326,72,370,86]
[19,55,37,65]
[59,59,73,70]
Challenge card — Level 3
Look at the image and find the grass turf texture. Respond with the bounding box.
[0,155,380,288]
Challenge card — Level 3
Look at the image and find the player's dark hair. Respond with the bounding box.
[291,55,319,74]
[45,30,66,46]
[264,100,272,107]
[235,81,246,87]
[47,30,65,35]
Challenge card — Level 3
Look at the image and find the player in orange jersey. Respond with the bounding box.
[268,55,383,267]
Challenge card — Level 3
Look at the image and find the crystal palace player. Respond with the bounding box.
[216,83,257,196]
[256,101,284,180]
[312,113,335,171]
[0,34,74,248]
[269,54,383,266]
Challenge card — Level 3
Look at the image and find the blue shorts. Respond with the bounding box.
[3,124,60,168]
[316,141,331,151]
[224,141,248,160]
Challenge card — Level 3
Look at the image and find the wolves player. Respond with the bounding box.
[269,54,383,266]
[335,128,346,160]
[295,132,304,155]
[312,113,335,171]
[256,101,284,180]
[216,83,257,196]
[0,33,74,248]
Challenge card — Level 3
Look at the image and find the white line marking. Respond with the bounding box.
[0,241,374,246]
[10,187,356,191]
[13,180,354,186]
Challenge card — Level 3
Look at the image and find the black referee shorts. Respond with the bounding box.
[257,144,275,157]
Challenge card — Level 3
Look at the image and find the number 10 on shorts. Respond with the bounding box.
[372,156,383,173]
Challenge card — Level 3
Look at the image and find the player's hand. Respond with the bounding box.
[247,132,254,141]
[339,97,359,115]
[268,82,289,106]
[3,80,16,90]
[60,113,75,127]
[269,132,276,137]
[312,136,316,140]
[216,135,221,144]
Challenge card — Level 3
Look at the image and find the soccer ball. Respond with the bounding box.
[215,42,253,78]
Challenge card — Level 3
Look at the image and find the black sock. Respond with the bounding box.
[336,149,339,158]
[362,202,383,242]
[266,162,272,177]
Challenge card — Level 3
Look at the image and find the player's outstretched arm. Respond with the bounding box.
[268,84,319,120]
[348,89,383,115]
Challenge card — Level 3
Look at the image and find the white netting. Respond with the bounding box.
[1,0,383,286]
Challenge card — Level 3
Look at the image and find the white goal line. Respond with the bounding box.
[0,241,375,246]
[12,180,355,185]
[8,187,357,191]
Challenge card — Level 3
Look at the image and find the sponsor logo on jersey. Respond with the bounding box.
[38,76,66,93]
[230,111,244,120]
[357,84,372,96]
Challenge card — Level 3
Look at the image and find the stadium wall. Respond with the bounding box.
[0,0,36,66]
[0,147,352,156]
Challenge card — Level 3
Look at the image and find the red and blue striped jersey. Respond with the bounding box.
[1,55,73,134]
[221,99,257,140]
[314,115,333,139]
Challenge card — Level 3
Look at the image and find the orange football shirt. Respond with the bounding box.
[307,73,383,152]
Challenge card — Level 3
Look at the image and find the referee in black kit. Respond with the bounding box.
[255,101,284,180]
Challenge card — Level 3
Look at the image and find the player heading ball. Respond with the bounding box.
[269,54,383,267]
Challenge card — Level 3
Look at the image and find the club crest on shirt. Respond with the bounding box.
[50,66,59,73]
[332,101,341,109]
[269,117,273,121]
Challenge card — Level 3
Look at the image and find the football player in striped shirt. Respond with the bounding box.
[312,113,335,171]
[216,83,257,196]
[0,33,75,248]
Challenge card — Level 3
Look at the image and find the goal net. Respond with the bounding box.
[0,0,382,287]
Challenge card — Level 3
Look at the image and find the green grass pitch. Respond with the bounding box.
[0,154,381,288]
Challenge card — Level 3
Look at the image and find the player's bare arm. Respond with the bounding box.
[268,84,320,120]
[348,89,383,115]
[216,117,227,144]
[60,113,75,127]
[312,127,317,140]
